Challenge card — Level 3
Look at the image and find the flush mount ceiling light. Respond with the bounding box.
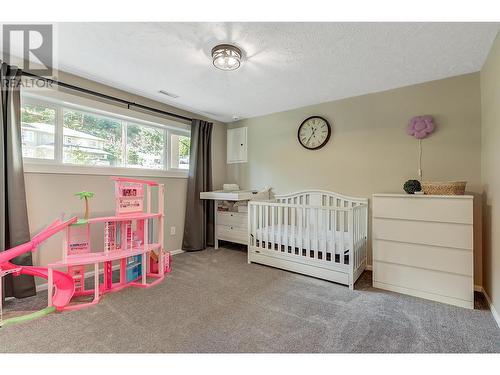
[211,44,242,71]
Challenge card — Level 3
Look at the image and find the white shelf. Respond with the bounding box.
[200,190,255,201]
[373,193,473,199]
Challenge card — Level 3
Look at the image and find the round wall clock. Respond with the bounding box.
[297,116,331,150]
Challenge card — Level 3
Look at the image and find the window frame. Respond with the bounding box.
[21,94,191,178]
[169,129,192,172]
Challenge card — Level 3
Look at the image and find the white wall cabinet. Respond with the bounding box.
[227,127,247,164]
[372,194,474,309]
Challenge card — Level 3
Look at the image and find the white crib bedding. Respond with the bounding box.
[253,225,351,253]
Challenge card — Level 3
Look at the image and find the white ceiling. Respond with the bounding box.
[26,23,500,122]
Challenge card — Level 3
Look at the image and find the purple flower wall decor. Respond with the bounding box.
[406,115,436,182]
[407,115,435,139]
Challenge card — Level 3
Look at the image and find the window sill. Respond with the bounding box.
[23,163,189,179]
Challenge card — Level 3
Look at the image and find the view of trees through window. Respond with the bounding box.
[179,135,190,168]
[63,109,122,166]
[127,123,165,169]
[171,134,190,169]
[21,104,56,159]
[20,98,190,172]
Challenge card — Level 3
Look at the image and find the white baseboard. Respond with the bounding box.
[481,288,500,329]
[35,249,184,293]
[365,264,372,271]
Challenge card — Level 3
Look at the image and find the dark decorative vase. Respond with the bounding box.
[403,179,422,194]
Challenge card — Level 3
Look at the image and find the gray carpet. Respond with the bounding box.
[1,246,499,353]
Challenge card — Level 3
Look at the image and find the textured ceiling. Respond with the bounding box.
[28,23,500,122]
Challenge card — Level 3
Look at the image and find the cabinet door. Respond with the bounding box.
[227,127,247,163]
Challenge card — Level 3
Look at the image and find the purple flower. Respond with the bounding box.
[407,115,435,139]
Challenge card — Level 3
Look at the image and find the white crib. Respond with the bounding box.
[248,190,368,289]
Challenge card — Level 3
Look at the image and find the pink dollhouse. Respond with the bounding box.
[48,177,171,311]
[0,177,171,325]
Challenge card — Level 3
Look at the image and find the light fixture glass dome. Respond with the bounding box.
[211,44,242,71]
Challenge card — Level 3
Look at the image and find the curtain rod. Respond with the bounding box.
[21,71,193,123]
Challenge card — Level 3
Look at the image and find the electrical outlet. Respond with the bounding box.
[170,226,176,235]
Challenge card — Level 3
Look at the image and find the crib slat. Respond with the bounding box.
[251,204,255,245]
[314,208,319,260]
[255,204,259,246]
[291,206,296,253]
[327,209,332,260]
[284,205,289,253]
[299,207,303,255]
[271,205,275,250]
[340,206,345,264]
[364,206,368,263]
[333,207,337,262]
[304,207,311,258]
[278,206,282,251]
[322,208,327,258]
[257,204,264,247]
[361,208,364,266]
[355,208,358,268]
[349,210,358,269]
[348,209,353,268]
[359,207,362,265]
[264,205,269,249]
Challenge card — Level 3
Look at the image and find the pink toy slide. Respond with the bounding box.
[0,218,77,308]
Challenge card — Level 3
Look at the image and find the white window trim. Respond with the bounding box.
[168,128,192,172]
[21,94,191,179]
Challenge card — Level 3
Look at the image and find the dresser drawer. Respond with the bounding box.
[373,261,473,303]
[372,196,473,224]
[217,211,248,228]
[217,224,248,244]
[373,217,473,250]
[373,239,472,276]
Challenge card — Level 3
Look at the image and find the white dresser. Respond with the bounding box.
[372,194,474,309]
[200,190,255,248]
[216,211,248,245]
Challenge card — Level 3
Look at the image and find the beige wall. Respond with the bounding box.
[24,70,226,269]
[481,33,500,313]
[227,73,483,284]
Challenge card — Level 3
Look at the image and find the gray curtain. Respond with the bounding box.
[182,119,214,251]
[0,62,36,302]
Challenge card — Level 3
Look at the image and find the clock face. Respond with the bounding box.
[297,116,331,150]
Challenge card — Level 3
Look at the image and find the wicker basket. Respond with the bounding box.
[421,181,467,195]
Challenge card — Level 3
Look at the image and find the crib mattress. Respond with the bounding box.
[254,225,350,253]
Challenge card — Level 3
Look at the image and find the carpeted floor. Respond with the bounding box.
[1,246,499,353]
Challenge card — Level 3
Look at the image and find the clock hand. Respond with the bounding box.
[304,125,318,146]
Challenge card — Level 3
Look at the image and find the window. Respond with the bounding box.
[63,109,122,167]
[126,123,165,170]
[21,103,56,159]
[170,133,191,170]
[21,96,190,176]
